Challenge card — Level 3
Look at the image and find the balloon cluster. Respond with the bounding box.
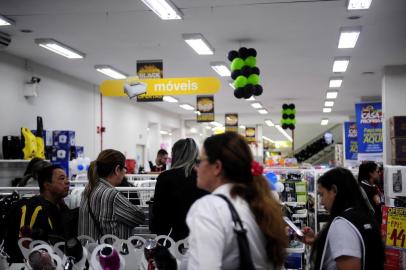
[228,47,263,99]
[280,103,296,130]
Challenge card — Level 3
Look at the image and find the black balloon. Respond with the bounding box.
[247,48,257,57]
[244,84,254,99]
[282,124,289,130]
[289,124,295,130]
[253,84,263,96]
[289,114,295,119]
[283,114,288,119]
[238,47,249,59]
[241,66,251,77]
[282,104,289,110]
[289,104,295,110]
[251,67,260,75]
[234,88,244,99]
[231,70,242,80]
[228,50,239,62]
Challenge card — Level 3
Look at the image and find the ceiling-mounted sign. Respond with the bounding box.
[136,60,163,102]
[196,96,214,122]
[245,127,256,143]
[225,113,238,132]
[100,77,220,97]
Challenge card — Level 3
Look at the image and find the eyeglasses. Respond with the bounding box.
[195,157,209,166]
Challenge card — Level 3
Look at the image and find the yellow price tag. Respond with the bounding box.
[386,207,406,249]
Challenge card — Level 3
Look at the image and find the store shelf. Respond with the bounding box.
[287,242,306,254]
[292,209,308,219]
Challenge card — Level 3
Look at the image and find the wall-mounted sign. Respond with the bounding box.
[355,102,383,162]
[225,113,238,132]
[100,77,220,97]
[136,60,163,102]
[245,127,256,143]
[196,96,214,122]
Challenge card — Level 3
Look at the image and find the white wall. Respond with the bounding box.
[382,65,406,164]
[0,52,181,161]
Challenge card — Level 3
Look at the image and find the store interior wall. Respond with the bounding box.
[0,52,181,161]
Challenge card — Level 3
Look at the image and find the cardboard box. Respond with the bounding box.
[391,138,406,160]
[391,159,406,166]
[51,146,71,162]
[53,130,75,147]
[390,116,406,138]
[70,146,84,159]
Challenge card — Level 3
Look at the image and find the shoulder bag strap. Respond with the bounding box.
[87,196,103,240]
[215,194,255,270]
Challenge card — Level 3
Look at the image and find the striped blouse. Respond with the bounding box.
[78,178,145,239]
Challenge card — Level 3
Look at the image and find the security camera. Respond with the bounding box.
[30,77,41,84]
[123,81,147,99]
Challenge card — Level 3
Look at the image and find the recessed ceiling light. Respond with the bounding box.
[182,33,214,55]
[179,103,195,110]
[329,77,343,88]
[210,62,231,77]
[258,109,268,115]
[95,65,127,79]
[321,119,329,126]
[332,57,350,73]
[347,0,372,10]
[140,0,183,20]
[239,125,246,129]
[338,27,361,48]
[326,90,338,99]
[163,96,178,103]
[265,120,275,127]
[323,107,332,113]
[251,102,263,109]
[0,15,14,26]
[325,100,335,107]
[35,39,85,59]
[275,125,293,142]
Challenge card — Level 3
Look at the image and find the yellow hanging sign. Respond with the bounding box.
[100,76,221,97]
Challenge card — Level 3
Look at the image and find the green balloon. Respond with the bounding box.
[291,109,296,115]
[280,119,285,125]
[285,119,292,125]
[231,58,245,71]
[234,75,248,88]
[292,119,297,125]
[245,56,256,68]
[247,74,260,85]
[285,109,292,115]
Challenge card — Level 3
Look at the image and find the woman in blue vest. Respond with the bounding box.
[302,167,384,270]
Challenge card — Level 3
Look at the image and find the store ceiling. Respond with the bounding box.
[1,0,406,140]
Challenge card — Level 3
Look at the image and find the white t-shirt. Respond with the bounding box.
[322,218,362,270]
[180,183,273,270]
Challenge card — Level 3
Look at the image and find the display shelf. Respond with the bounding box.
[292,209,308,219]
[287,243,306,254]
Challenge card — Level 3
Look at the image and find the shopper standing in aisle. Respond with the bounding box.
[358,161,384,225]
[149,149,169,172]
[302,167,384,270]
[181,132,287,270]
[151,138,208,241]
[78,149,145,240]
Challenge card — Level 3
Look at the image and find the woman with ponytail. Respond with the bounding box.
[181,132,287,270]
[78,149,145,239]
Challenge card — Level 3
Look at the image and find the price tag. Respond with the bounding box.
[386,207,406,249]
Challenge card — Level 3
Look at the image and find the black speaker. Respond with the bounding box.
[2,136,22,159]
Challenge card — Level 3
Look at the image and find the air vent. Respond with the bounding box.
[0,32,11,49]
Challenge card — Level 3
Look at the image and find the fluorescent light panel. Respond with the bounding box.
[325,100,335,107]
[163,96,178,103]
[211,121,223,127]
[329,77,343,88]
[0,15,13,26]
[95,65,127,79]
[179,103,195,110]
[326,90,338,99]
[321,119,329,126]
[239,125,246,129]
[323,107,332,113]
[210,62,231,77]
[347,0,372,10]
[251,102,263,109]
[160,130,169,135]
[35,39,85,59]
[333,57,350,73]
[275,125,293,142]
[182,33,214,55]
[338,27,361,48]
[262,136,275,143]
[258,109,268,115]
[140,0,183,20]
[265,120,275,127]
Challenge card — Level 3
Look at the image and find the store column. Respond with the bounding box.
[256,124,264,163]
[382,65,406,164]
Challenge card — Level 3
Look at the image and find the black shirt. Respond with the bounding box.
[360,181,383,225]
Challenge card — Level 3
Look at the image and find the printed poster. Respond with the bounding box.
[225,113,238,132]
[245,127,256,143]
[355,102,383,162]
[136,60,163,102]
[385,207,406,249]
[344,122,358,161]
[196,96,214,122]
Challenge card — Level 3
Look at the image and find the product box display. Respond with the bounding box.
[391,138,406,160]
[31,129,53,146]
[53,130,75,147]
[390,116,406,138]
[384,165,406,198]
[70,146,84,159]
[51,146,71,162]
